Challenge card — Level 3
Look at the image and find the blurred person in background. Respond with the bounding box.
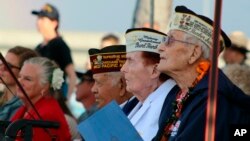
[100,33,120,48]
[0,65,3,96]
[223,64,250,95]
[223,31,249,65]
[0,46,38,120]
[75,70,96,122]
[31,3,77,99]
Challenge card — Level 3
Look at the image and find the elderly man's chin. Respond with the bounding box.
[97,101,104,109]
[126,85,132,93]
[126,84,138,94]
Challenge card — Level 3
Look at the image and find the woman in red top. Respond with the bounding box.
[11,57,71,141]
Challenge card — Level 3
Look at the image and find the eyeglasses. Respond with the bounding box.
[164,36,197,47]
[0,60,21,70]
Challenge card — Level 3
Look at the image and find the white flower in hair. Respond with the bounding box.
[51,68,64,90]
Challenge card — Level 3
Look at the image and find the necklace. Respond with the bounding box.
[160,60,210,141]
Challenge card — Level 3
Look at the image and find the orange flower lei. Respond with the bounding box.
[192,60,210,87]
[161,60,210,141]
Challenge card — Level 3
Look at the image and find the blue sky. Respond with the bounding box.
[1,0,249,37]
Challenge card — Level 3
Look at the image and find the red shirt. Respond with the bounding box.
[11,96,71,141]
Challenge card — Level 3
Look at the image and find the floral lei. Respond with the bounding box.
[161,60,210,141]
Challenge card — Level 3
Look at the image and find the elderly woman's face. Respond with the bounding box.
[121,52,156,96]
[157,30,195,73]
[17,63,46,103]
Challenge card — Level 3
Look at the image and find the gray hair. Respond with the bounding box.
[183,32,226,59]
[183,33,210,59]
[102,72,123,86]
[23,57,60,87]
[108,72,123,86]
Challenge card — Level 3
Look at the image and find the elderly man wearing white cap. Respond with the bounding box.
[154,5,250,141]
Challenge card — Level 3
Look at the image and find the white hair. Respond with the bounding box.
[183,33,210,59]
[106,72,123,86]
[24,57,59,87]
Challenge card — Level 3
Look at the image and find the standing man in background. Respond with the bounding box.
[100,33,120,48]
[75,70,97,122]
[31,3,77,98]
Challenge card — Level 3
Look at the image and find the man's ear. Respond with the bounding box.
[43,83,50,90]
[51,20,59,29]
[151,64,161,79]
[41,83,50,96]
[119,77,125,89]
[119,77,126,96]
[188,45,202,64]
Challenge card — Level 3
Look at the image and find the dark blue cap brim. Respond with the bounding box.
[31,10,58,21]
[31,10,40,15]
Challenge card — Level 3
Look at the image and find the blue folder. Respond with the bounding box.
[77,101,143,141]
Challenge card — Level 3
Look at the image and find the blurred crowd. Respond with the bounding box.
[0,3,250,141]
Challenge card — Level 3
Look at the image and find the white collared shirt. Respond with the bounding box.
[128,79,176,141]
[120,96,137,109]
[119,100,128,109]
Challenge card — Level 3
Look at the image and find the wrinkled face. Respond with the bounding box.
[121,52,154,95]
[37,16,57,34]
[76,80,94,102]
[91,73,121,108]
[0,52,20,86]
[157,30,195,74]
[17,63,47,103]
